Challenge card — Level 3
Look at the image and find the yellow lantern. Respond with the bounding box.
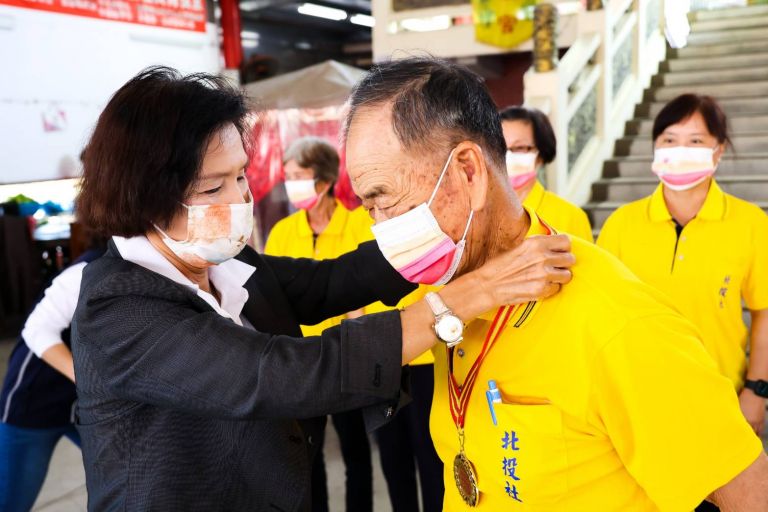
[471,0,538,49]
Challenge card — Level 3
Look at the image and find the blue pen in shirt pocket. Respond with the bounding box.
[486,380,502,426]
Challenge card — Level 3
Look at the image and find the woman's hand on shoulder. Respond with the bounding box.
[473,234,574,307]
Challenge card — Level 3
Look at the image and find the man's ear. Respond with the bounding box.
[453,141,490,212]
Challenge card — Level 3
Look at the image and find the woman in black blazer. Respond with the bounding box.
[71,66,574,511]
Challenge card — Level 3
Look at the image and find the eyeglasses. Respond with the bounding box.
[508,145,538,154]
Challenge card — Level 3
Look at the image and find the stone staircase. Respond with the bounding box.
[585,3,768,234]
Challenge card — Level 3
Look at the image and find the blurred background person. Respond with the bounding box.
[264,136,374,512]
[597,93,768,439]
[0,237,105,512]
[499,106,593,241]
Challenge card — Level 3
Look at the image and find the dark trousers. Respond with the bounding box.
[376,364,444,512]
[311,409,372,512]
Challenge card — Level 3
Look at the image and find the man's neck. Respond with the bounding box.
[466,186,530,271]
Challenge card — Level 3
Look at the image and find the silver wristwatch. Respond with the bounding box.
[425,292,464,348]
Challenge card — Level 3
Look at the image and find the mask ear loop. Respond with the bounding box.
[154,202,192,244]
[459,210,474,242]
[427,148,457,207]
[428,147,475,243]
[711,143,722,172]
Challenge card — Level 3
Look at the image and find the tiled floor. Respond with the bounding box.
[0,339,395,511]
[29,419,393,511]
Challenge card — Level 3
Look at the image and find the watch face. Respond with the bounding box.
[437,315,464,343]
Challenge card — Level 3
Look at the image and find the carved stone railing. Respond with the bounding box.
[523,0,666,204]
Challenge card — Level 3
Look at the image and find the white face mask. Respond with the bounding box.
[652,145,718,192]
[156,191,254,266]
[285,179,320,210]
[371,149,473,286]
[505,150,538,190]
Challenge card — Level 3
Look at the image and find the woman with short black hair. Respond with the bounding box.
[598,93,768,455]
[499,106,593,241]
[71,66,574,511]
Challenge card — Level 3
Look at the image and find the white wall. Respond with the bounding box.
[0,6,221,183]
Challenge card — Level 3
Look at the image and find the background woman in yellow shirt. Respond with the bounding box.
[264,136,374,512]
[597,94,768,441]
[499,106,593,241]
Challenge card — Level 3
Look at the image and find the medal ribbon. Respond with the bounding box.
[447,212,554,431]
[447,304,519,430]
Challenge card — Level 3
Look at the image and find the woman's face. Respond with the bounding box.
[284,160,331,197]
[163,123,250,241]
[654,111,725,164]
[502,119,542,168]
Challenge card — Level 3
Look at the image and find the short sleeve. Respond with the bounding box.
[590,313,762,511]
[595,209,623,258]
[742,209,768,310]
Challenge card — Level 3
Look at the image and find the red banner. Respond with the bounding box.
[247,106,361,210]
[0,0,207,32]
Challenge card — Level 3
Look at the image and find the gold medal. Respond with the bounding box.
[453,451,479,507]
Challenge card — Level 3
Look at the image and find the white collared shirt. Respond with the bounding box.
[112,236,256,326]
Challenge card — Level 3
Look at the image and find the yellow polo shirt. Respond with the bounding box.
[431,209,761,511]
[523,180,593,242]
[264,201,374,336]
[597,181,768,389]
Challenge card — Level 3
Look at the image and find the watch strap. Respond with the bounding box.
[425,292,450,317]
[745,379,768,398]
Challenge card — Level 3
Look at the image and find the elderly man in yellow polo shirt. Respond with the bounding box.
[344,56,768,511]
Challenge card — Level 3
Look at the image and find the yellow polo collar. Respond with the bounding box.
[296,199,347,237]
[648,180,726,223]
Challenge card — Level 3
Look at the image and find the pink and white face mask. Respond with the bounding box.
[506,150,538,190]
[371,149,473,286]
[156,191,254,267]
[652,146,717,191]
[285,179,320,210]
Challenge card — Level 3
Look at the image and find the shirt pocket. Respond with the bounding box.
[486,401,569,506]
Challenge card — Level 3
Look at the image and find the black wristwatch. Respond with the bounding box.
[744,379,768,398]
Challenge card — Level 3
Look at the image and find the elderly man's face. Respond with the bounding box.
[345,104,474,244]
